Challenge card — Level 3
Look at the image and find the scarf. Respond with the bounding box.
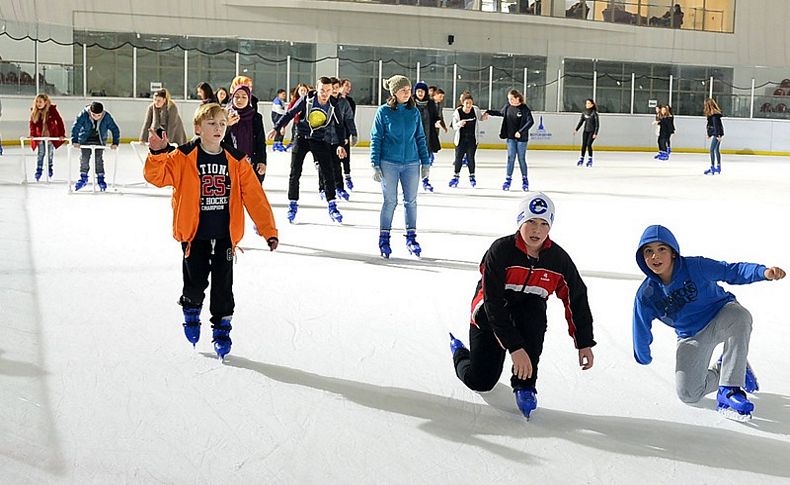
[229,85,256,157]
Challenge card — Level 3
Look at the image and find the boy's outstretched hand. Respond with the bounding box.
[510,348,533,380]
[765,267,786,280]
[148,128,169,151]
[578,347,594,370]
[267,237,279,251]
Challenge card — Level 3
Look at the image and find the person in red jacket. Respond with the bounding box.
[450,192,596,419]
[145,103,278,360]
[29,94,66,181]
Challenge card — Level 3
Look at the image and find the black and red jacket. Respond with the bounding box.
[470,232,596,353]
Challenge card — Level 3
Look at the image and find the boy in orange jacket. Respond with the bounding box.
[145,103,278,360]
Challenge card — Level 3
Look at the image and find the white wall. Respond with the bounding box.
[3,96,789,153]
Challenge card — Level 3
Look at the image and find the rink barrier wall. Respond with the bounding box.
[3,96,790,156]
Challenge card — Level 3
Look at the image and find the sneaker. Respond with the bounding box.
[74,173,89,191]
[514,388,538,419]
[521,176,529,192]
[449,332,467,355]
[287,200,298,223]
[469,175,476,188]
[211,318,233,360]
[448,175,459,188]
[97,174,107,192]
[422,177,434,192]
[716,386,754,419]
[378,230,391,259]
[328,200,343,223]
[337,188,350,201]
[502,176,512,191]
[345,175,354,191]
[405,230,421,257]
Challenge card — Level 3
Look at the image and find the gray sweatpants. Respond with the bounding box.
[675,301,752,403]
[80,147,105,175]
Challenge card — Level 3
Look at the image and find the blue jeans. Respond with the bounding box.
[709,137,721,165]
[36,141,54,170]
[506,138,528,178]
[379,161,420,232]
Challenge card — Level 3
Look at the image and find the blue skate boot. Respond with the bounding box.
[502,176,512,191]
[345,175,354,191]
[717,386,754,420]
[469,175,476,188]
[449,332,467,356]
[319,189,325,200]
[654,151,664,160]
[422,177,434,192]
[405,230,421,257]
[97,174,107,192]
[714,165,721,174]
[704,165,716,175]
[179,297,202,346]
[514,388,538,419]
[744,362,760,394]
[448,175,459,188]
[74,172,89,191]
[211,318,233,360]
[378,230,391,259]
[667,146,672,157]
[287,200,298,223]
[337,188,350,201]
[35,167,43,182]
[577,156,584,166]
[328,200,343,223]
[586,157,593,167]
[521,176,529,191]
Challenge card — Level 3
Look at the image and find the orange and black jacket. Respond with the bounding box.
[470,232,596,353]
[144,139,278,254]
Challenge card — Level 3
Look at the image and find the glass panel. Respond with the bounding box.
[562,59,593,112]
[753,68,790,120]
[39,63,75,96]
[187,38,237,100]
[135,35,186,99]
[339,45,378,106]
[0,35,37,96]
[86,44,134,97]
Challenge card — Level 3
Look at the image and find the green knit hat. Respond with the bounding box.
[383,75,411,96]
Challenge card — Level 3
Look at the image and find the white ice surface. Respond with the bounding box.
[1,145,789,484]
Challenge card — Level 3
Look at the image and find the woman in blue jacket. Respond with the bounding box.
[370,75,431,259]
[632,225,785,420]
[485,90,534,191]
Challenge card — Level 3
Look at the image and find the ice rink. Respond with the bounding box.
[2,144,789,484]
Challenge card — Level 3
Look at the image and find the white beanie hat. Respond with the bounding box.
[516,192,555,229]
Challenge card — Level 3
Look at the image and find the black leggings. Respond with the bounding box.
[581,131,595,157]
[453,137,477,175]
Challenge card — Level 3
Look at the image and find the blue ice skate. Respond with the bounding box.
[449,332,467,356]
[212,318,233,360]
[577,156,584,167]
[448,175,459,188]
[405,230,421,257]
[714,165,721,174]
[74,173,89,191]
[704,165,716,175]
[328,200,343,223]
[97,174,107,192]
[345,175,354,191]
[337,188,350,201]
[586,157,593,167]
[422,177,434,192]
[744,363,760,394]
[35,167,43,182]
[502,176,512,191]
[717,386,754,420]
[514,388,538,419]
[182,306,201,346]
[287,200,298,224]
[469,175,476,188]
[521,176,529,191]
[378,230,391,259]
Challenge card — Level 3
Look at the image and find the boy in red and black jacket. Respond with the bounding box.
[450,193,596,418]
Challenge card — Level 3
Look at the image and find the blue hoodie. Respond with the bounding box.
[632,225,766,365]
[369,103,431,167]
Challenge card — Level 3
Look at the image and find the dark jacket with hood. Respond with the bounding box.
[272,90,338,142]
[414,92,442,153]
[632,225,767,365]
[487,103,534,140]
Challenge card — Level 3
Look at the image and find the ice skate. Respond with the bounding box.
[286,200,298,223]
[345,175,354,191]
[405,230,421,257]
[716,386,754,421]
[448,175,459,188]
[502,176,512,191]
[97,174,107,192]
[449,332,467,356]
[328,200,343,223]
[74,173,89,191]
[521,176,529,191]
[378,230,391,259]
[211,318,233,361]
[469,175,476,188]
[514,388,538,419]
[422,177,434,192]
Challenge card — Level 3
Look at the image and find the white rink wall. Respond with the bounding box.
[3,96,790,153]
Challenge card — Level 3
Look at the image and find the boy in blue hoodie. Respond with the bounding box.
[633,225,785,420]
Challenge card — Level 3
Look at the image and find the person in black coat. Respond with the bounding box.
[413,81,442,192]
[223,85,267,182]
[573,98,599,167]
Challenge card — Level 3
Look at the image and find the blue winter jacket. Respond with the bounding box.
[632,225,766,365]
[370,103,431,167]
[71,107,120,146]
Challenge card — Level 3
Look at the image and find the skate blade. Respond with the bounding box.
[717,406,752,422]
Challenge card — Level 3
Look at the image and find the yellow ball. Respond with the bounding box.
[308,109,328,129]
